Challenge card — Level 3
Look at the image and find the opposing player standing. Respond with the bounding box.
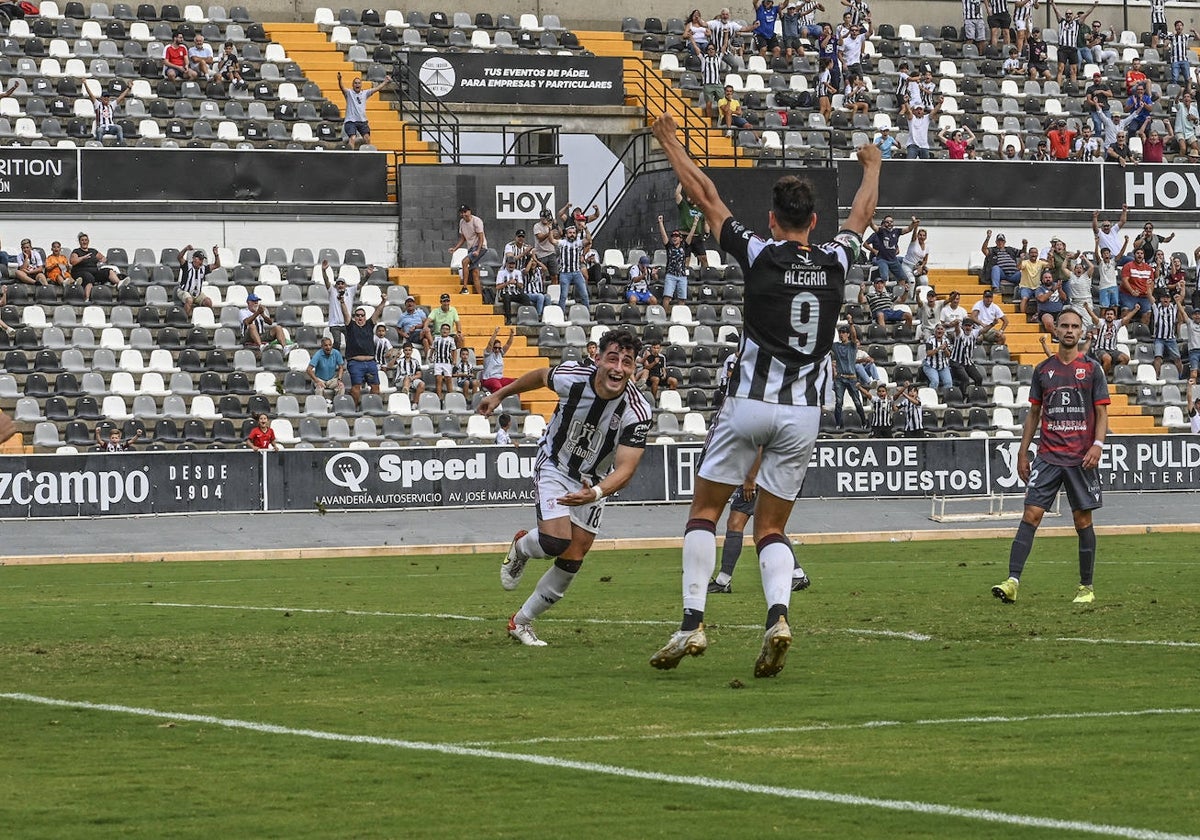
[478,330,652,646]
[648,113,881,677]
[992,307,1109,605]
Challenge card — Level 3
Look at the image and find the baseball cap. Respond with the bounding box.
[439,292,451,302]
[982,289,994,296]
[1155,287,1171,298]
[246,293,260,302]
[458,204,471,213]
[540,208,553,219]
[515,228,526,236]
[334,276,347,284]
[837,324,850,332]
[996,234,1006,241]
[404,295,415,302]
[639,255,651,264]
[1093,72,1102,79]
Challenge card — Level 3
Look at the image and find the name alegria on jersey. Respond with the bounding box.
[784,267,831,286]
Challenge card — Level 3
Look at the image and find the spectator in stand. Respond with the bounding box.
[14,238,48,287]
[1174,91,1200,158]
[523,252,550,315]
[1048,0,1098,86]
[1133,221,1174,263]
[838,18,870,81]
[1012,0,1035,56]
[453,346,478,401]
[684,8,711,57]
[988,0,1013,49]
[1083,19,1119,68]
[901,99,940,159]
[495,412,516,446]
[1089,305,1136,374]
[915,288,942,339]
[337,70,392,150]
[938,126,977,159]
[339,296,387,406]
[831,325,868,429]
[558,202,600,235]
[247,412,283,451]
[396,295,429,354]
[1003,47,1023,76]
[948,318,984,400]
[1085,72,1114,138]
[240,293,291,349]
[718,83,755,138]
[751,0,782,57]
[556,223,591,310]
[96,424,142,451]
[658,214,697,312]
[1074,124,1103,160]
[1185,309,1200,384]
[637,340,678,400]
[1047,119,1076,160]
[938,290,970,331]
[188,33,215,79]
[873,124,899,158]
[843,74,871,117]
[865,214,917,286]
[1121,82,1155,137]
[779,2,810,59]
[450,204,489,296]
[896,380,924,436]
[1125,57,1147,95]
[307,336,346,403]
[69,232,120,303]
[707,7,743,58]
[496,254,534,323]
[1002,139,1025,160]
[44,241,69,287]
[584,340,600,367]
[963,0,988,53]
[865,382,893,437]
[163,31,197,81]
[1119,248,1155,325]
[1106,129,1136,166]
[1150,289,1187,379]
[903,225,929,285]
[1027,27,1051,81]
[1048,237,1073,285]
[1030,138,1053,160]
[1190,384,1200,433]
[374,323,397,376]
[1162,254,1187,299]
[394,342,426,402]
[815,58,837,122]
[675,184,710,270]
[1139,125,1169,163]
[175,244,218,318]
[216,41,245,89]
[83,81,131,145]
[479,327,516,394]
[1094,234,1127,310]
[982,230,1025,292]
[626,255,658,306]
[1034,267,1066,332]
[1093,206,1128,265]
[532,207,561,290]
[860,276,914,328]
[841,0,870,26]
[319,259,353,350]
[818,22,842,91]
[428,292,462,344]
[429,323,459,400]
[1066,253,1098,327]
[1014,244,1046,306]
[971,289,1009,345]
[1149,0,1168,49]
[504,227,532,265]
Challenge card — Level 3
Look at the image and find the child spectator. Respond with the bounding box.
[495,412,515,446]
[247,412,283,451]
[454,347,477,401]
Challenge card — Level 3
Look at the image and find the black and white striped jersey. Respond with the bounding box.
[432,334,458,365]
[537,362,653,483]
[720,217,861,406]
[1151,301,1180,340]
[558,237,585,274]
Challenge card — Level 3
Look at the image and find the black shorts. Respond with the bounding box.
[687,233,709,259]
[987,12,1012,29]
[1152,21,1168,37]
[729,485,756,517]
[755,33,779,52]
[1058,46,1079,66]
[1024,456,1103,512]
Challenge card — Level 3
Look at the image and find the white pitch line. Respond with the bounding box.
[457,707,1200,748]
[1055,637,1200,649]
[1,693,1195,840]
[132,602,932,641]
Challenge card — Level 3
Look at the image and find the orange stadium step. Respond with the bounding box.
[574,30,739,167]
[265,22,438,165]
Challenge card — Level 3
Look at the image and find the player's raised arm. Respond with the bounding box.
[843,143,881,235]
[652,113,733,239]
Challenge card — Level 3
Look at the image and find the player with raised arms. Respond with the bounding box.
[648,113,881,677]
[992,306,1109,605]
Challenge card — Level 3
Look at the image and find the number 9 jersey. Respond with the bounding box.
[719,217,862,406]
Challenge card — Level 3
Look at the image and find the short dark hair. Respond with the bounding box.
[1055,307,1085,325]
[597,329,641,358]
[772,175,816,230]
[498,412,512,428]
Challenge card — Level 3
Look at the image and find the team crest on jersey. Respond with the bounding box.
[1075,367,1087,380]
[610,415,621,430]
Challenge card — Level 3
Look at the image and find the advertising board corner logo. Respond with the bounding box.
[326,451,370,492]
[419,56,456,98]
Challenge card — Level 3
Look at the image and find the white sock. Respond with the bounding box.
[715,571,732,586]
[793,564,807,579]
[759,541,795,610]
[516,529,547,561]
[516,563,576,623]
[683,529,717,613]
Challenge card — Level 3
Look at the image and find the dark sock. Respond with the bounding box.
[767,603,788,628]
[682,608,704,631]
[1077,525,1096,587]
[1009,520,1037,580]
[719,529,744,577]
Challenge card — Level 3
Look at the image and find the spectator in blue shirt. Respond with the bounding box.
[873,125,898,158]
[865,214,918,285]
[307,336,346,402]
[752,0,781,56]
[396,295,430,354]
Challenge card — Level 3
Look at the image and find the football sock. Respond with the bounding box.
[718,528,744,580]
[516,529,546,561]
[682,518,717,630]
[1077,524,1096,587]
[515,559,578,623]
[767,603,789,628]
[1008,520,1038,580]
[757,533,795,617]
[793,562,807,578]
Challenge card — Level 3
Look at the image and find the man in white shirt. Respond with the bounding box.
[938,290,970,330]
[450,204,489,296]
[1092,205,1127,263]
[902,100,939,159]
[188,34,215,79]
[970,289,1009,344]
[321,258,354,350]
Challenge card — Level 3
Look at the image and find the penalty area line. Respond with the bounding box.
[0,693,1195,840]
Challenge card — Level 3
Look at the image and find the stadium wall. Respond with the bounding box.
[3,437,1198,518]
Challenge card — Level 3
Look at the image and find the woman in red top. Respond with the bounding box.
[1140,127,1166,163]
[938,126,976,159]
[247,412,283,451]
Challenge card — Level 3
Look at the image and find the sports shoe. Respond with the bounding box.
[507,614,547,646]
[500,529,529,591]
[1072,585,1096,604]
[992,577,1019,603]
[649,626,708,670]
[791,574,811,591]
[754,616,792,678]
[707,578,731,594]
